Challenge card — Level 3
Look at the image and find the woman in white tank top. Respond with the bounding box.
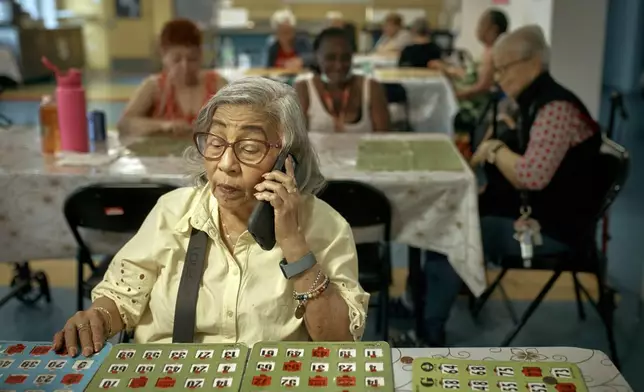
[295,28,390,133]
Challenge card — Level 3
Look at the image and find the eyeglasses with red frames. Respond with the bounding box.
[193,132,282,165]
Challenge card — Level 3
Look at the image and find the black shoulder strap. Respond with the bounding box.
[517,103,539,213]
[173,228,209,343]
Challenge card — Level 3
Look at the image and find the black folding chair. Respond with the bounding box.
[63,182,177,312]
[318,180,392,341]
[383,83,412,132]
[472,136,629,368]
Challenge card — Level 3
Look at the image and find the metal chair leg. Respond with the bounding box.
[472,268,509,318]
[381,290,389,342]
[500,270,562,346]
[572,273,586,320]
[498,283,519,324]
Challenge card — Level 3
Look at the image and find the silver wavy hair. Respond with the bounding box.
[493,25,550,68]
[184,77,326,195]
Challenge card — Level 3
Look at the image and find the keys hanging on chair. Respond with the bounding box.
[513,208,543,268]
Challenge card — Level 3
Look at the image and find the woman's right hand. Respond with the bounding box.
[52,309,108,357]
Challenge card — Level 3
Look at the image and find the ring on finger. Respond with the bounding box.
[76,323,90,331]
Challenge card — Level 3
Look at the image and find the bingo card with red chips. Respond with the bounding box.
[412,357,589,391]
[0,340,112,391]
[85,343,248,390]
[241,341,394,391]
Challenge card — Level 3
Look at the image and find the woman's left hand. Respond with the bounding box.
[254,156,307,255]
[471,139,504,167]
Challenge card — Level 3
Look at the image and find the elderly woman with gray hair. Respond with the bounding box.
[419,25,602,347]
[52,78,369,356]
[398,18,442,68]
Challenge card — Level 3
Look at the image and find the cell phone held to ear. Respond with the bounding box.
[248,150,293,251]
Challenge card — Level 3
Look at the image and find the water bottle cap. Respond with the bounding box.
[56,68,82,87]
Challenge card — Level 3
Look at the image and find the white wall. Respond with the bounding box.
[549,0,608,117]
[454,0,607,118]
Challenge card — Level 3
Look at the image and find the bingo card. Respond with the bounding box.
[0,340,111,391]
[86,343,248,390]
[412,357,588,391]
[241,341,394,391]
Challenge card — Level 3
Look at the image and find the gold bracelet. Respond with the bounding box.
[93,306,113,338]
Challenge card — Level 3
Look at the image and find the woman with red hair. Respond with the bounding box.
[118,19,227,136]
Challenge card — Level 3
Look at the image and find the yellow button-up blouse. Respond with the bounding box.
[92,185,369,345]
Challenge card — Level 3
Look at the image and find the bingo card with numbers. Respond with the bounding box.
[86,343,248,391]
[0,340,112,391]
[241,341,394,391]
[412,357,588,391]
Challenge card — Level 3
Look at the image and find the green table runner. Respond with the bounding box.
[126,137,192,157]
[356,139,464,172]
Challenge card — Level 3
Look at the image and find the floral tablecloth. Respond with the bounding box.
[393,347,632,391]
[0,128,485,295]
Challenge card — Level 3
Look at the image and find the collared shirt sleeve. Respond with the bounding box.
[515,101,582,190]
[306,198,370,341]
[91,199,166,332]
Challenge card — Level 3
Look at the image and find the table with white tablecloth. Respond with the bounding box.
[392,347,632,391]
[0,127,485,296]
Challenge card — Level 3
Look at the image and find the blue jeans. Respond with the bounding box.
[420,216,570,344]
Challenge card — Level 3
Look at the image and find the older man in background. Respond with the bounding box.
[372,13,412,57]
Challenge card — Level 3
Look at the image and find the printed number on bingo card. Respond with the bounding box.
[184,378,205,388]
[338,349,356,358]
[551,368,572,378]
[117,350,135,360]
[468,365,487,376]
[34,374,55,385]
[286,348,304,358]
[0,359,14,368]
[190,364,209,374]
[366,377,385,387]
[528,383,548,392]
[142,350,161,360]
[195,350,214,360]
[72,360,93,371]
[281,377,299,387]
[338,363,356,372]
[364,348,383,358]
[136,364,155,374]
[99,379,120,389]
[19,360,40,369]
[498,381,519,391]
[213,378,233,387]
[256,362,275,372]
[440,364,459,374]
[495,366,515,377]
[217,363,236,373]
[108,364,128,374]
[45,360,66,370]
[163,364,183,373]
[469,380,490,391]
[222,349,240,359]
[259,348,277,358]
[366,362,384,372]
[441,379,460,389]
[311,363,328,372]
[169,350,188,360]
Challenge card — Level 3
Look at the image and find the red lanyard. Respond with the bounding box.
[321,87,350,132]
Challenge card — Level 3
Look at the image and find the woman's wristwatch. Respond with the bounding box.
[487,142,507,165]
[280,252,317,279]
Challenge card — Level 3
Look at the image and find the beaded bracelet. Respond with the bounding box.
[93,306,113,338]
[292,275,330,319]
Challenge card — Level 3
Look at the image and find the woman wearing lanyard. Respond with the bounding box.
[295,28,390,133]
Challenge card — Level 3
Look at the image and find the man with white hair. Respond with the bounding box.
[472,24,602,257]
[264,9,313,69]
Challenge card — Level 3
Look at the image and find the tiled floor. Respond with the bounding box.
[0,77,642,389]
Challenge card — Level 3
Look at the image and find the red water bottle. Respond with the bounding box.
[42,56,89,153]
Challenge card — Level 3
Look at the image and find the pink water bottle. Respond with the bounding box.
[42,57,89,153]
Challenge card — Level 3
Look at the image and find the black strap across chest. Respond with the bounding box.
[172,228,209,343]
